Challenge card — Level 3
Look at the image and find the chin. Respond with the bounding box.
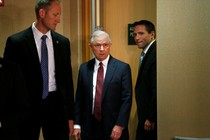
[138,46,143,49]
[50,26,56,31]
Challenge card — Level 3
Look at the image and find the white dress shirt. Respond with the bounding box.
[92,55,109,113]
[32,22,56,92]
[74,55,110,129]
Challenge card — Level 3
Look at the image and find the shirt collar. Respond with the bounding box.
[32,22,51,40]
[95,55,110,67]
[143,39,156,54]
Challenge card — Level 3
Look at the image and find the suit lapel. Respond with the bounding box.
[139,41,156,72]
[142,41,156,65]
[102,56,116,100]
[26,27,40,67]
[51,31,60,68]
[87,59,95,104]
[136,41,156,85]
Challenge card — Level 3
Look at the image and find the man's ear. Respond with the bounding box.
[151,31,155,39]
[88,43,92,48]
[39,8,45,18]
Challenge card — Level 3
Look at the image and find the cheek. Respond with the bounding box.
[144,37,151,43]
[106,49,110,54]
[134,36,139,40]
[92,49,98,55]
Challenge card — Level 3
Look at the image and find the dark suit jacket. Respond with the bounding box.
[135,41,157,127]
[0,57,29,140]
[75,56,132,139]
[3,27,74,121]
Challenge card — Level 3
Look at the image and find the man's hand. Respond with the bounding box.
[68,120,74,136]
[144,119,155,131]
[73,128,81,140]
[110,125,123,140]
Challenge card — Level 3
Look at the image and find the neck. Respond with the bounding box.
[35,21,49,34]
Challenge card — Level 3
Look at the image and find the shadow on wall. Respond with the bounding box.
[129,108,138,140]
[174,136,210,140]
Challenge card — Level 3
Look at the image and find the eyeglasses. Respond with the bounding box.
[92,43,110,49]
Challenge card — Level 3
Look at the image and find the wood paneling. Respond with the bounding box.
[81,0,91,62]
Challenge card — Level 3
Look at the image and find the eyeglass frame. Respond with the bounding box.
[91,43,111,49]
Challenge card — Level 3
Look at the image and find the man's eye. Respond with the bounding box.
[53,13,60,17]
[95,44,100,48]
[104,44,109,47]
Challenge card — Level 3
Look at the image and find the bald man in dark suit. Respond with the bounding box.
[3,1,74,140]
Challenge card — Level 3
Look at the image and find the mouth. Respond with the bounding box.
[137,41,143,43]
[137,42,143,45]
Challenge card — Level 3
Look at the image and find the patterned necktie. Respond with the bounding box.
[140,51,145,65]
[41,35,48,99]
[94,62,104,121]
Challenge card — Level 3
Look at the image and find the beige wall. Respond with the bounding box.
[157,0,210,139]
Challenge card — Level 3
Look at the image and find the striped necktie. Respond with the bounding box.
[94,62,104,121]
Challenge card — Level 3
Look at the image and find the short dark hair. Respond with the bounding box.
[35,0,61,18]
[133,20,156,36]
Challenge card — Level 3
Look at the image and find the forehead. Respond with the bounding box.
[47,1,61,11]
[134,25,147,32]
[93,34,109,43]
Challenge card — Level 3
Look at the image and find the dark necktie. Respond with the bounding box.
[140,51,145,65]
[94,62,104,121]
[41,35,48,99]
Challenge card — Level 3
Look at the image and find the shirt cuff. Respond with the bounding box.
[74,124,81,129]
